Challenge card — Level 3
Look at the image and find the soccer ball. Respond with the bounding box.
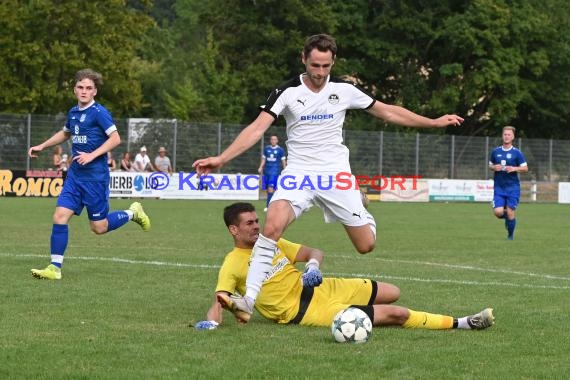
[331,307,373,343]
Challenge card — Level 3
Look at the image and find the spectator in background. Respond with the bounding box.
[134,146,155,172]
[120,152,134,171]
[52,145,68,181]
[107,151,117,171]
[154,146,173,175]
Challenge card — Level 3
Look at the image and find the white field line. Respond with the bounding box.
[332,254,570,281]
[2,253,569,290]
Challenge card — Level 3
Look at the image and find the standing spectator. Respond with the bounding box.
[134,146,155,172]
[107,151,117,171]
[27,68,151,280]
[489,126,528,240]
[258,135,286,212]
[154,146,173,175]
[120,152,134,172]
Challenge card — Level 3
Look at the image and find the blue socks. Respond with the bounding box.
[266,192,274,208]
[50,224,68,268]
[107,210,131,231]
[48,211,131,269]
[506,218,516,239]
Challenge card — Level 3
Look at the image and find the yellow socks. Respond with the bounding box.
[402,309,454,330]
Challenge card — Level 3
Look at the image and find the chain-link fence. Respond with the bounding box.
[2,113,569,186]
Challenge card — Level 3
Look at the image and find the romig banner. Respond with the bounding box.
[0,169,63,197]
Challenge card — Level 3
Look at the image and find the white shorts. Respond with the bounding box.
[270,172,376,229]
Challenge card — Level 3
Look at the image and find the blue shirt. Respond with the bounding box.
[262,145,286,176]
[64,102,117,181]
[489,146,527,196]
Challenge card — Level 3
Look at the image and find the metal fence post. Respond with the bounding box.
[217,122,222,156]
[217,122,222,173]
[450,135,455,179]
[415,133,420,176]
[126,118,131,154]
[26,113,31,171]
[173,119,178,171]
[378,131,383,175]
[485,136,489,180]
[549,138,553,182]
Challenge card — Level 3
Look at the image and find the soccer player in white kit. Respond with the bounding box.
[193,34,464,322]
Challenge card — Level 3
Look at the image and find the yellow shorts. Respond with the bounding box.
[298,278,375,327]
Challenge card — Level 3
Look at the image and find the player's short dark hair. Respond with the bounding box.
[75,68,103,88]
[223,202,256,227]
[303,34,337,59]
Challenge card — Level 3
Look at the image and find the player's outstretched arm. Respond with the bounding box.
[192,112,274,176]
[295,246,324,287]
[367,101,463,129]
[28,131,71,158]
[194,293,225,330]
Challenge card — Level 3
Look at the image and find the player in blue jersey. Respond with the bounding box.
[258,135,287,211]
[27,69,151,280]
[489,126,528,240]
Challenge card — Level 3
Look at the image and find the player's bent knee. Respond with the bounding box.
[378,283,400,303]
[90,223,108,235]
[355,241,375,254]
[493,209,505,218]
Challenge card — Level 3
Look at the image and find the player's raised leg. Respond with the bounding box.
[233,200,296,319]
[85,181,151,234]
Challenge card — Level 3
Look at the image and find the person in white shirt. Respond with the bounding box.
[193,34,464,321]
[134,146,154,172]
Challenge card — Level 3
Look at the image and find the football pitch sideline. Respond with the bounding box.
[1,198,568,379]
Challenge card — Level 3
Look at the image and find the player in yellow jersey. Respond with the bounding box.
[194,203,494,331]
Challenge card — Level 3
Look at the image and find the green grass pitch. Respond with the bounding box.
[0,198,568,379]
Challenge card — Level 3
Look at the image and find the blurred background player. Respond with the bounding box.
[489,126,528,240]
[194,202,495,331]
[258,135,286,211]
[27,68,151,280]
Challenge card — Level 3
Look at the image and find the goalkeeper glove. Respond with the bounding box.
[195,320,219,330]
[302,258,322,287]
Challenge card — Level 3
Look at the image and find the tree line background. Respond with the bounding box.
[2,0,570,138]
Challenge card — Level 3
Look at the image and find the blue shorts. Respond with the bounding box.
[492,193,519,210]
[57,175,110,221]
[262,174,279,190]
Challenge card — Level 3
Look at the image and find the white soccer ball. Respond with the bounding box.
[331,307,373,343]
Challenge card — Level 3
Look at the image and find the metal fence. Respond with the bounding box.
[2,113,570,185]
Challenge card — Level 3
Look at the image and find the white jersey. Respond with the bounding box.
[263,74,375,173]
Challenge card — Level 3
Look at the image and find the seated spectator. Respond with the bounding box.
[107,151,117,171]
[134,146,155,172]
[154,146,173,175]
[52,145,68,181]
[120,152,134,172]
